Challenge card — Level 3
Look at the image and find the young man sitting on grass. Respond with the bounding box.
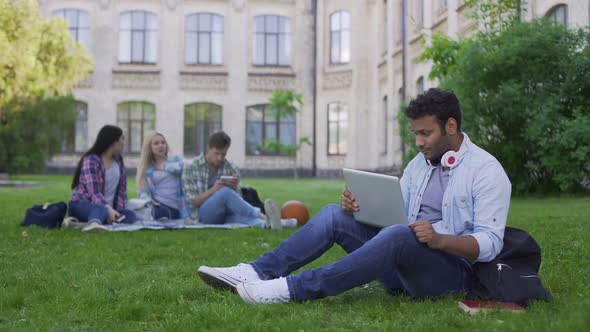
[182,131,296,229]
[198,88,512,304]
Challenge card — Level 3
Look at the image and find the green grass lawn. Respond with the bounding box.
[1,175,589,331]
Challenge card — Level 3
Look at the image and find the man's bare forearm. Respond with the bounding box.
[194,188,216,207]
[436,234,479,260]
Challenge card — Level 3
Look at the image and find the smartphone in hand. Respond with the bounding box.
[220,175,234,184]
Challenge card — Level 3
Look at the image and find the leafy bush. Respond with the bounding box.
[419,19,590,193]
[396,101,418,170]
[0,95,77,173]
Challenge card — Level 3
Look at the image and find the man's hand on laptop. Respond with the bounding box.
[341,187,360,214]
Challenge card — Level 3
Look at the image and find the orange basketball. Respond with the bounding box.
[280,200,310,226]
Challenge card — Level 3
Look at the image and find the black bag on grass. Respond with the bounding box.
[21,202,67,229]
[467,227,552,307]
[241,186,265,214]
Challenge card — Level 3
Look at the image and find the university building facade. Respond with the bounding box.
[39,0,589,176]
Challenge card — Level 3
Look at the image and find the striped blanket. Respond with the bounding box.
[103,219,249,232]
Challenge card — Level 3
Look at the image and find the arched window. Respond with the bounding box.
[184,103,222,156]
[253,15,291,66]
[62,101,88,153]
[330,11,351,64]
[327,102,348,156]
[53,9,90,49]
[119,10,157,64]
[185,13,224,65]
[546,4,567,25]
[117,102,155,153]
[246,104,296,155]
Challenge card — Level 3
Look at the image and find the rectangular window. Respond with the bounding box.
[383,0,388,54]
[416,76,424,95]
[330,11,351,64]
[381,96,388,155]
[61,101,88,153]
[327,102,348,155]
[395,1,402,46]
[117,102,156,153]
[185,13,224,65]
[53,9,91,50]
[253,15,291,66]
[246,104,296,155]
[119,11,157,64]
[184,103,222,156]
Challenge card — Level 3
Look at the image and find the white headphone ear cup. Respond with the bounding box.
[441,150,457,168]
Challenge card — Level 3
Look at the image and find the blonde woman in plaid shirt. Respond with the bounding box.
[182,131,281,229]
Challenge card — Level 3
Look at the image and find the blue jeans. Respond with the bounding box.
[198,187,265,228]
[250,204,471,301]
[152,203,180,220]
[69,200,136,225]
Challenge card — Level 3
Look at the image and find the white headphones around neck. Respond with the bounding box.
[427,143,467,169]
[440,148,464,168]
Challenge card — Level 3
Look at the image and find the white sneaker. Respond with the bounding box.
[264,199,282,230]
[82,221,108,232]
[197,263,261,291]
[281,218,298,228]
[61,217,87,230]
[236,277,291,304]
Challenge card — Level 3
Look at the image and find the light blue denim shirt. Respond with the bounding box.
[138,155,190,219]
[400,133,512,263]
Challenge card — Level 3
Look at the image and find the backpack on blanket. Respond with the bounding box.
[241,186,265,214]
[467,227,552,307]
[21,202,67,229]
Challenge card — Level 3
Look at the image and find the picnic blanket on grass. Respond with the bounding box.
[93,198,250,231]
[103,219,249,232]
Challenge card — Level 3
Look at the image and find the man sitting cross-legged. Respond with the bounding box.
[197,88,512,303]
[183,131,297,229]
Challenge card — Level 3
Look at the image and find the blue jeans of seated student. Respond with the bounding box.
[250,204,471,302]
[68,200,137,225]
[198,187,265,228]
[152,203,180,220]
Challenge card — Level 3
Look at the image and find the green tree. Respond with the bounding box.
[396,101,418,170]
[418,0,522,81]
[0,95,78,173]
[0,0,92,173]
[433,20,590,192]
[263,90,312,179]
[464,0,522,35]
[418,33,461,80]
[415,0,589,192]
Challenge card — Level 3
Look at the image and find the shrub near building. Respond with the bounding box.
[420,18,590,193]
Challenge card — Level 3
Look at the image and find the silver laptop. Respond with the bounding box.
[342,168,407,228]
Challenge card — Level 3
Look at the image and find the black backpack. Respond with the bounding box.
[467,227,552,307]
[241,186,265,214]
[21,202,67,229]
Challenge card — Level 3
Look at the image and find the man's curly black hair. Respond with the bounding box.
[403,88,462,133]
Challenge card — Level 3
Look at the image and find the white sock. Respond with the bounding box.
[280,218,298,228]
[269,277,291,298]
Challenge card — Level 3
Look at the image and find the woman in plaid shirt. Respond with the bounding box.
[68,125,136,230]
